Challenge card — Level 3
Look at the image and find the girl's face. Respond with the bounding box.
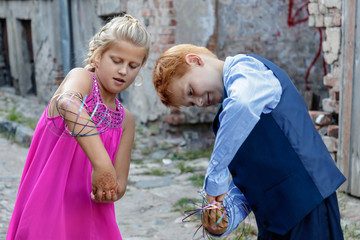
[94,40,146,97]
[169,54,224,108]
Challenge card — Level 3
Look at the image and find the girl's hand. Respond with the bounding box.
[91,181,124,203]
[202,192,228,236]
[91,163,117,202]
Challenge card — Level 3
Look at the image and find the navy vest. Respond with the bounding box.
[212,55,346,235]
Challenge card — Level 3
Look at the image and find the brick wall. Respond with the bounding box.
[148,0,342,151]
[308,0,342,161]
[143,0,176,55]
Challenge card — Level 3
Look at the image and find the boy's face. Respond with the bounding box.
[169,54,224,108]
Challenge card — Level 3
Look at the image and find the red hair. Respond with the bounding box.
[152,44,217,107]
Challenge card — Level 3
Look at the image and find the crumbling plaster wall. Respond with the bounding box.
[0,0,62,102]
[216,0,327,97]
[0,0,331,126]
[155,0,330,131]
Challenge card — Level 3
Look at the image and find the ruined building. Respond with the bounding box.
[0,0,359,197]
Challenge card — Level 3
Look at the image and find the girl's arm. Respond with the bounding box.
[51,68,117,201]
[113,108,135,200]
[93,107,135,203]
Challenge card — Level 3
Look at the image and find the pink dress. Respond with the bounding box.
[7,73,124,240]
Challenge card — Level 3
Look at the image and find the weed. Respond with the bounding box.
[173,197,198,212]
[6,107,22,122]
[343,223,360,239]
[171,146,212,160]
[188,174,205,187]
[177,162,196,174]
[1,132,15,141]
[6,107,38,130]
[140,147,157,156]
[142,169,171,176]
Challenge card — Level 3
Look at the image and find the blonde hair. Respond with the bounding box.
[152,44,217,107]
[84,14,151,72]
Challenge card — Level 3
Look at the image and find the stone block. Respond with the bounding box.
[323,70,340,87]
[14,125,34,147]
[324,14,342,27]
[324,52,338,64]
[315,14,324,27]
[308,3,319,14]
[325,27,341,54]
[332,14,342,26]
[324,16,333,27]
[323,0,342,9]
[322,136,338,153]
[315,112,333,126]
[308,110,332,124]
[319,4,328,14]
[308,15,316,27]
[163,113,186,125]
[327,125,339,138]
[322,98,338,113]
[329,88,340,101]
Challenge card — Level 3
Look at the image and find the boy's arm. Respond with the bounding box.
[203,181,251,237]
[204,55,282,197]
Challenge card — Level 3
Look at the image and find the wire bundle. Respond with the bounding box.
[182,190,251,240]
[46,91,111,137]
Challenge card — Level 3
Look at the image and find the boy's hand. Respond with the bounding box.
[91,163,117,202]
[202,192,228,236]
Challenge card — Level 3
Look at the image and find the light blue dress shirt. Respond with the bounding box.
[204,54,282,236]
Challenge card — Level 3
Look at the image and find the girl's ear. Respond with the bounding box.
[93,53,101,68]
[185,54,204,66]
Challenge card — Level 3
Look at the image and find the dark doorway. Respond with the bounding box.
[0,19,11,86]
[19,19,36,95]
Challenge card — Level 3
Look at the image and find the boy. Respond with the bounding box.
[152,44,346,239]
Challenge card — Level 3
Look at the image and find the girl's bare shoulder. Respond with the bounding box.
[55,68,93,97]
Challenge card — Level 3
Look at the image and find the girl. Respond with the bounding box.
[7,14,151,239]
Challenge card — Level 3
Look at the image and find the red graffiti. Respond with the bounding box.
[288,0,327,91]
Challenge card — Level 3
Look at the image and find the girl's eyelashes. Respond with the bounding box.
[112,58,139,69]
[112,58,121,64]
[129,64,140,69]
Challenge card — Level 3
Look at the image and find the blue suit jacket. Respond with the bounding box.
[212,55,346,235]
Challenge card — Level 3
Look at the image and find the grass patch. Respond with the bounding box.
[6,107,37,129]
[177,162,196,174]
[140,147,157,156]
[228,219,257,240]
[343,223,360,239]
[173,197,198,212]
[171,146,212,160]
[142,169,171,176]
[0,132,15,141]
[188,174,205,187]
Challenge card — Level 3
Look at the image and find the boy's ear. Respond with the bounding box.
[185,54,204,66]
